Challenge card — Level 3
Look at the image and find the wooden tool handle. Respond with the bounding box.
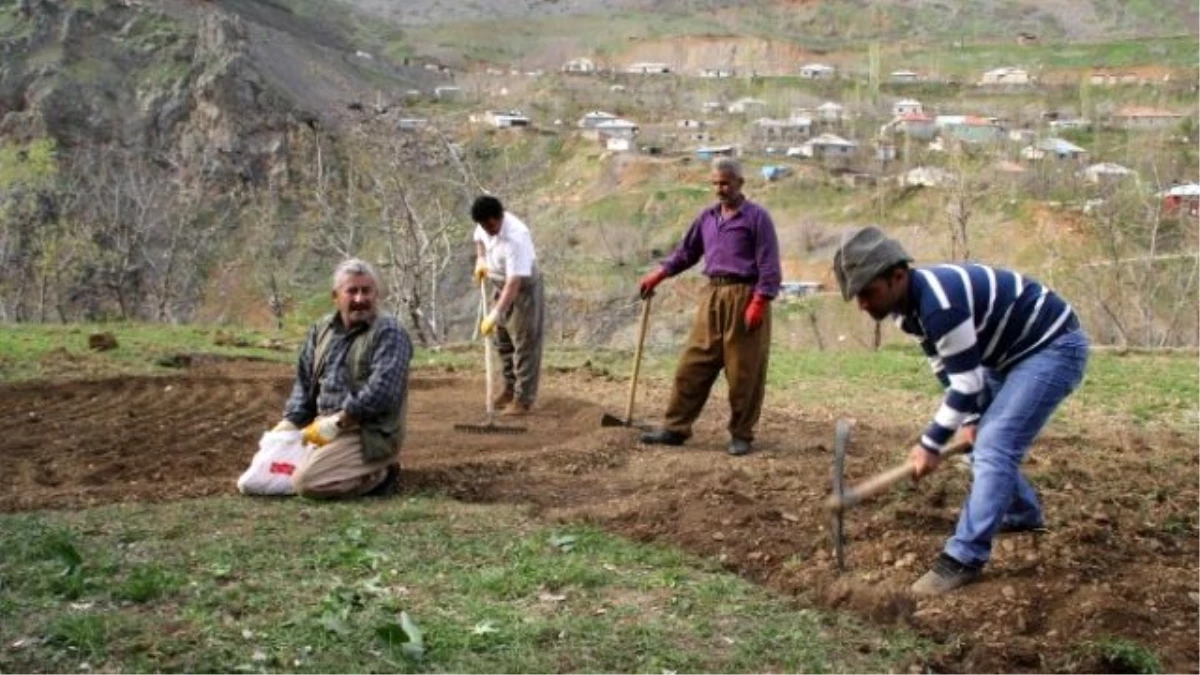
[828,441,971,512]
[623,296,653,424]
[480,281,495,419]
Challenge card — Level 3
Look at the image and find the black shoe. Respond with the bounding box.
[366,463,400,498]
[640,429,686,446]
[727,438,753,456]
[997,521,1048,535]
[911,553,983,596]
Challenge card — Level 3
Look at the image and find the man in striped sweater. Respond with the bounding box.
[833,226,1090,596]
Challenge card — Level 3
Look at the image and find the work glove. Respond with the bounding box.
[271,419,298,432]
[302,414,341,447]
[473,257,489,283]
[638,268,669,299]
[743,294,769,331]
[480,308,501,337]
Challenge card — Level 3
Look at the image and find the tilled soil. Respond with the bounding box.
[1,360,1195,673]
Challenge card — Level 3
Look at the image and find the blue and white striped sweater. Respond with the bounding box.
[895,264,1077,453]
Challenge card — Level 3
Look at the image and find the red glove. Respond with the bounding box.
[744,294,769,330]
[638,268,669,299]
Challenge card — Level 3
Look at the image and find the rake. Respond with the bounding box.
[453,280,527,435]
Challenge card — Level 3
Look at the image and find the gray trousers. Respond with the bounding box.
[491,273,544,404]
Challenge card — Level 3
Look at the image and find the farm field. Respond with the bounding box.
[0,326,1195,673]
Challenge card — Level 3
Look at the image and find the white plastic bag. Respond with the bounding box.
[237,430,312,496]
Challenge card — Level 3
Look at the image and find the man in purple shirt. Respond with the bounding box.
[638,158,782,456]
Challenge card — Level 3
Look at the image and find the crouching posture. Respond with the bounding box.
[271,259,413,498]
[834,226,1089,596]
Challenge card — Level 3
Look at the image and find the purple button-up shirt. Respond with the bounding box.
[660,199,782,298]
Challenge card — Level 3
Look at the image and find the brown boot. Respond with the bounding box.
[501,400,531,416]
[492,388,514,409]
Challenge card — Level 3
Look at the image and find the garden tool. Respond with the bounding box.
[600,294,655,431]
[453,280,527,435]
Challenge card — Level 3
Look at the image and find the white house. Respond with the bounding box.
[702,101,724,114]
[676,119,706,129]
[890,70,920,83]
[578,111,617,128]
[979,67,1031,85]
[561,57,596,73]
[792,133,857,159]
[799,63,836,79]
[593,118,639,139]
[1081,162,1135,184]
[1020,137,1087,161]
[625,62,671,74]
[752,117,813,144]
[816,101,845,122]
[472,110,530,128]
[899,166,956,188]
[433,86,462,101]
[606,136,634,152]
[891,98,923,117]
[700,67,736,78]
[895,112,937,140]
[728,97,768,114]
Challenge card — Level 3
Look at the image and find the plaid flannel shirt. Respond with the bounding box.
[283,313,413,426]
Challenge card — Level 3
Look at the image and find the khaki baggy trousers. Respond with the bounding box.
[292,433,392,499]
[663,281,771,442]
[491,272,545,405]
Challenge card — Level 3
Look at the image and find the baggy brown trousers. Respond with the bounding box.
[491,272,545,405]
[663,281,771,441]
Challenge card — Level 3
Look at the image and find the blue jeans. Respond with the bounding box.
[944,329,1090,567]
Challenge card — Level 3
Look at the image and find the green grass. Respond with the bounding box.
[0,497,927,673]
[1079,637,1164,674]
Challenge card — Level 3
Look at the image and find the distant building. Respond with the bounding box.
[1081,162,1135,184]
[472,110,531,128]
[890,70,920,83]
[938,115,1004,144]
[696,145,738,159]
[1089,71,1141,86]
[979,67,1031,85]
[798,63,836,80]
[728,97,768,115]
[578,111,618,128]
[592,118,639,139]
[899,166,956,188]
[1159,183,1200,217]
[816,101,845,123]
[1020,137,1087,161]
[752,117,813,144]
[1112,106,1185,130]
[700,67,736,78]
[891,98,923,117]
[895,112,937,140]
[625,62,671,74]
[606,136,634,152]
[562,57,596,74]
[792,133,857,160]
[433,86,462,101]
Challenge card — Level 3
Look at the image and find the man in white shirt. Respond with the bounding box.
[471,195,545,415]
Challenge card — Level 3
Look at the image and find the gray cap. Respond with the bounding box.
[832,226,913,301]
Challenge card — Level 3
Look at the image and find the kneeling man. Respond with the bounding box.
[271,258,413,498]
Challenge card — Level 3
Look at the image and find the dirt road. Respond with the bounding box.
[1,360,1195,672]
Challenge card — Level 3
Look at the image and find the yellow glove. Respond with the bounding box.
[473,257,489,283]
[302,415,341,447]
[480,308,500,337]
[271,419,298,432]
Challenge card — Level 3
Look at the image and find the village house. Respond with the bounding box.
[1112,106,1185,130]
[790,133,858,160]
[625,62,672,74]
[700,67,736,78]
[1021,137,1087,161]
[898,166,956,188]
[979,67,1031,85]
[433,86,462,101]
[751,117,813,144]
[702,101,724,114]
[891,98,923,117]
[1159,183,1200,218]
[606,137,634,152]
[577,111,617,128]
[893,112,937,140]
[798,63,836,80]
[937,115,1004,144]
[728,97,768,115]
[561,57,597,74]
[591,118,639,140]
[676,119,706,129]
[471,110,531,128]
[1081,162,1135,185]
[890,70,920,83]
[1089,71,1141,86]
[816,101,845,123]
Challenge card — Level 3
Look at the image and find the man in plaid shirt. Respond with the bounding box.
[272,259,413,498]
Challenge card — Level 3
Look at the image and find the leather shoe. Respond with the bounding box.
[640,429,686,446]
[727,438,753,456]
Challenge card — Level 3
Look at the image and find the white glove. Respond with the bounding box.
[302,415,341,447]
[271,419,299,432]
